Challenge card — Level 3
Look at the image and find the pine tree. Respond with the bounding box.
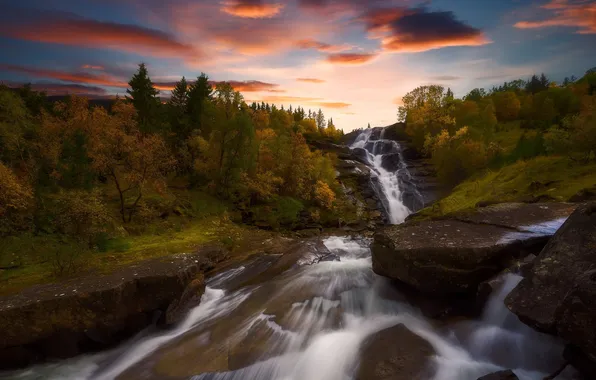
[446,87,454,99]
[187,73,213,134]
[316,109,325,130]
[169,76,188,111]
[367,123,371,129]
[168,77,190,141]
[126,63,160,133]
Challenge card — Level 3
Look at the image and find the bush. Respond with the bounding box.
[251,196,304,230]
[50,189,111,246]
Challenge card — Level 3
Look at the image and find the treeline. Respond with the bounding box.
[398,68,596,185]
[0,63,348,247]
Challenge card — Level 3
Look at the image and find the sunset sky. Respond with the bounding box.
[1,0,595,131]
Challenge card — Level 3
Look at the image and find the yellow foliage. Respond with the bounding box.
[0,162,33,217]
[314,180,335,209]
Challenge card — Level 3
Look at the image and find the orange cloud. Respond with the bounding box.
[514,0,596,34]
[326,53,378,65]
[297,78,326,83]
[82,64,105,71]
[294,39,353,53]
[4,14,199,59]
[314,102,351,108]
[221,1,284,18]
[213,80,283,92]
[0,64,126,88]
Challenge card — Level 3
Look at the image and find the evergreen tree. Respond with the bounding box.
[168,77,190,142]
[187,73,213,134]
[367,123,371,129]
[446,87,454,99]
[316,109,325,130]
[169,76,188,111]
[126,63,160,133]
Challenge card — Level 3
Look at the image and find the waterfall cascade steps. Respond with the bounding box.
[0,127,584,380]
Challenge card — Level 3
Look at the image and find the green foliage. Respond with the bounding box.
[251,197,304,230]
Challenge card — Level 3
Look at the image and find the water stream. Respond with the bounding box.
[349,127,423,223]
[2,129,576,380]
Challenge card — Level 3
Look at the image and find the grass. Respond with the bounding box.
[414,156,596,219]
[0,188,273,296]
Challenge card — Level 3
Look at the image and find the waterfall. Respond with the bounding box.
[349,127,423,224]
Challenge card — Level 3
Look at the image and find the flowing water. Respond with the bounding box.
[349,128,423,223]
[3,129,577,380]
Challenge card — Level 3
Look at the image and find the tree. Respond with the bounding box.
[398,85,455,152]
[126,63,161,133]
[316,109,326,131]
[464,88,487,102]
[168,77,190,142]
[169,77,188,111]
[187,73,213,135]
[526,74,549,94]
[88,101,175,222]
[492,91,521,122]
[0,162,33,232]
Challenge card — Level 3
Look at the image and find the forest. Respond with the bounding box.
[394,68,596,216]
[0,64,347,280]
[2,63,596,283]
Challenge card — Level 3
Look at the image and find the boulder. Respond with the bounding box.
[477,370,519,380]
[372,203,576,295]
[0,244,228,369]
[356,324,435,380]
[505,202,596,372]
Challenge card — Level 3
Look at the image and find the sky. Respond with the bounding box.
[0,0,595,131]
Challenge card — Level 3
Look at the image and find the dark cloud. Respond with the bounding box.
[361,7,489,52]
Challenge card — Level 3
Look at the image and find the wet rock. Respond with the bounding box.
[165,273,206,325]
[477,370,519,380]
[505,202,596,374]
[380,152,401,172]
[295,228,321,238]
[356,324,435,380]
[372,203,576,295]
[0,245,229,370]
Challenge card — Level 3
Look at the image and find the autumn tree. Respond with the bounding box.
[492,91,521,122]
[88,101,175,222]
[398,85,455,152]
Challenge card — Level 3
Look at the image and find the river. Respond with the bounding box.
[3,128,576,380]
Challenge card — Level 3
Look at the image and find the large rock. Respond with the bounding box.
[477,370,519,380]
[372,203,576,295]
[0,244,228,369]
[356,324,435,380]
[505,202,596,372]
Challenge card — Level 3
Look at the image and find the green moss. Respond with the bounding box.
[415,156,596,219]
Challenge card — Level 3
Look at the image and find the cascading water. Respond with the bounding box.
[4,238,576,380]
[2,128,576,380]
[349,128,423,224]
